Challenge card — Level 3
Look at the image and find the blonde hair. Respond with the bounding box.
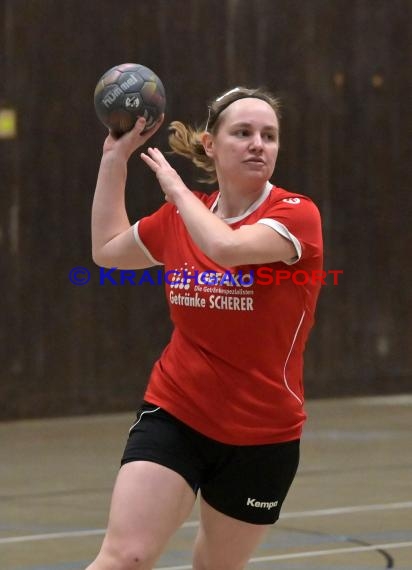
[168,86,281,184]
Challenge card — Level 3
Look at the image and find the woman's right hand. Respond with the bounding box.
[102,114,165,161]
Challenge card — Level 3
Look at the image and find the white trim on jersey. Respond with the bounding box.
[256,218,302,264]
[283,310,306,405]
[133,221,164,265]
[210,181,273,224]
[128,406,161,434]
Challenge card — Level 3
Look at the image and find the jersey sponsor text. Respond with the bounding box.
[169,291,254,311]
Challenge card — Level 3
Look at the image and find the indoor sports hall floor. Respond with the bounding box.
[1,395,411,570]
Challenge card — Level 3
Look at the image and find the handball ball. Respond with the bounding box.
[94,63,166,136]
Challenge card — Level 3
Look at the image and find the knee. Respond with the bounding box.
[93,543,157,570]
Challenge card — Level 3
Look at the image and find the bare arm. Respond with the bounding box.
[91,117,164,269]
[140,147,296,266]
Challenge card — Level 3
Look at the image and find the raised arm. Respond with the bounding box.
[140,147,297,266]
[91,117,164,269]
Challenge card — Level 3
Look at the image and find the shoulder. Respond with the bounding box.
[257,186,322,239]
[264,186,321,219]
[269,186,318,207]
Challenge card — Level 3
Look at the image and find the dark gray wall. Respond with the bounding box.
[0,0,411,420]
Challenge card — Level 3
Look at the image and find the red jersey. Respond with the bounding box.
[134,183,323,445]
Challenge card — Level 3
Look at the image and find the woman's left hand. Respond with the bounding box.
[140,147,188,204]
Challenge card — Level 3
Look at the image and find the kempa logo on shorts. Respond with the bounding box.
[246,497,278,510]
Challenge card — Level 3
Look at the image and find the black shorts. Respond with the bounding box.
[121,402,300,525]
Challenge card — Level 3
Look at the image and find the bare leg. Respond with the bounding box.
[86,461,196,570]
[192,497,270,570]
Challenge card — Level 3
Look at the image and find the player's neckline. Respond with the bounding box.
[210,181,273,223]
